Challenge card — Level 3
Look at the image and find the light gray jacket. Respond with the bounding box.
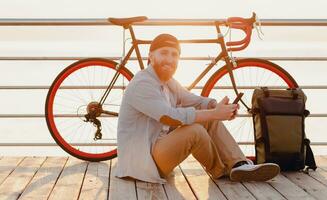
[115,65,215,184]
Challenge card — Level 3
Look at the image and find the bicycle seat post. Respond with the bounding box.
[127,25,145,70]
[120,28,126,65]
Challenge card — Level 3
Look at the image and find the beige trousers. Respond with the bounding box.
[151,120,247,179]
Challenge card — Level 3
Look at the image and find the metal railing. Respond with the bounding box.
[0,18,326,26]
[0,18,326,147]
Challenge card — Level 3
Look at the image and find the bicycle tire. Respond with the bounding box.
[201,58,298,156]
[45,58,133,161]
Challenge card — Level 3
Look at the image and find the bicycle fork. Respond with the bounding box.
[215,22,251,112]
[224,56,251,112]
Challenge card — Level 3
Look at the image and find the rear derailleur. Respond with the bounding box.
[83,102,103,141]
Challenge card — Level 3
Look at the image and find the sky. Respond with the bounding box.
[0,0,326,19]
[0,0,326,57]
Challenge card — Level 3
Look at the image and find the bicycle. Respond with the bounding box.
[45,13,298,161]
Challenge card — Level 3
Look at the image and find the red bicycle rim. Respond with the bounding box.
[46,59,132,160]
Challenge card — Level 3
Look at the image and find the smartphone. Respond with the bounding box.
[232,92,244,104]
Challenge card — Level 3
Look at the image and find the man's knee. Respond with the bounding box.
[188,123,210,141]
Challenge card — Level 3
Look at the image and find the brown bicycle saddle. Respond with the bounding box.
[108,16,148,28]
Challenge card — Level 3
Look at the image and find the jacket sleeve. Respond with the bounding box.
[172,79,216,109]
[126,79,196,126]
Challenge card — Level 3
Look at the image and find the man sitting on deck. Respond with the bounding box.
[115,33,280,184]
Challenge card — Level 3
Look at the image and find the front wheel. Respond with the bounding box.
[45,58,133,161]
[201,58,298,156]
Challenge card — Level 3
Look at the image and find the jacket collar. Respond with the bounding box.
[146,64,166,86]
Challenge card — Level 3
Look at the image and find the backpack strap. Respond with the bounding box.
[304,109,310,117]
[287,88,299,99]
[303,138,317,173]
[261,87,269,97]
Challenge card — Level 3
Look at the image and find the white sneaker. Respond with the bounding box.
[245,158,254,165]
[230,163,280,182]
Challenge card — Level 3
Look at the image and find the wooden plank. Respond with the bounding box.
[242,181,286,200]
[108,158,137,200]
[48,157,88,200]
[315,156,327,170]
[307,168,327,187]
[79,160,111,200]
[269,174,315,200]
[163,166,196,200]
[213,177,256,200]
[303,156,327,187]
[136,180,167,200]
[322,155,327,162]
[19,157,68,200]
[283,171,327,200]
[0,157,24,185]
[0,156,46,200]
[179,155,227,200]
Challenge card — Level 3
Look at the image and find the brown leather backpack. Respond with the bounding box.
[251,87,316,172]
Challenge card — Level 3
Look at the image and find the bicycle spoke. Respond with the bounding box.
[46,59,133,161]
[67,74,89,104]
[202,59,297,156]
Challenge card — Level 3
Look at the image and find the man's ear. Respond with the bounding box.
[148,52,154,65]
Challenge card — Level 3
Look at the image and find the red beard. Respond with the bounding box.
[152,62,177,82]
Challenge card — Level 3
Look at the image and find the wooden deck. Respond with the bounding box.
[1,155,327,200]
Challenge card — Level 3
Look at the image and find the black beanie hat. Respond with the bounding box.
[149,34,181,54]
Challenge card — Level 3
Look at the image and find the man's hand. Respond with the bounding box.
[194,96,239,123]
[213,96,239,121]
[207,99,217,109]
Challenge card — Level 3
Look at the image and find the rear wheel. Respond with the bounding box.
[201,58,298,157]
[45,58,133,161]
